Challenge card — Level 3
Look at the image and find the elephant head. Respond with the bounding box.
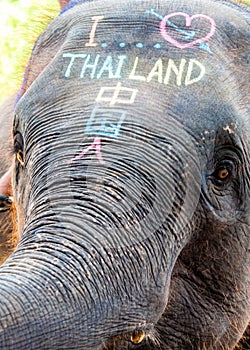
[0,0,249,349]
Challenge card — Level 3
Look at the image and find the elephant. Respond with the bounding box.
[0,0,249,349]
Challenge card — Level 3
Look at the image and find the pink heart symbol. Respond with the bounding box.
[160,12,216,49]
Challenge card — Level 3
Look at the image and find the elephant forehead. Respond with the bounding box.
[15,0,248,137]
[54,0,247,54]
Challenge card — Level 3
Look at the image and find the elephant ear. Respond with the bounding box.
[58,0,70,10]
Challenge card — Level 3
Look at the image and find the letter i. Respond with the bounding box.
[85,16,105,47]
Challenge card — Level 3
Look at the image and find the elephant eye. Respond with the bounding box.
[216,167,229,180]
[212,160,235,185]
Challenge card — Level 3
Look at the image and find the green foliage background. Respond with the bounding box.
[0,0,59,103]
[0,0,249,103]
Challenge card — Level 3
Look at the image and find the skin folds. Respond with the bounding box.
[0,0,249,348]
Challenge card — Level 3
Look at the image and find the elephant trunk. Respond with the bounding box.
[0,222,174,349]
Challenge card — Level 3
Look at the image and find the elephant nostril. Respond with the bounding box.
[130,330,145,344]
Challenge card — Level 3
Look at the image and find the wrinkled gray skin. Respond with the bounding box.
[0,0,249,349]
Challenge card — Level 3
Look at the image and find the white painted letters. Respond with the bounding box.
[63,53,206,86]
[114,55,128,79]
[147,59,163,83]
[63,53,87,78]
[80,54,100,78]
[85,16,104,47]
[185,59,206,86]
[164,59,186,86]
[129,57,146,82]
